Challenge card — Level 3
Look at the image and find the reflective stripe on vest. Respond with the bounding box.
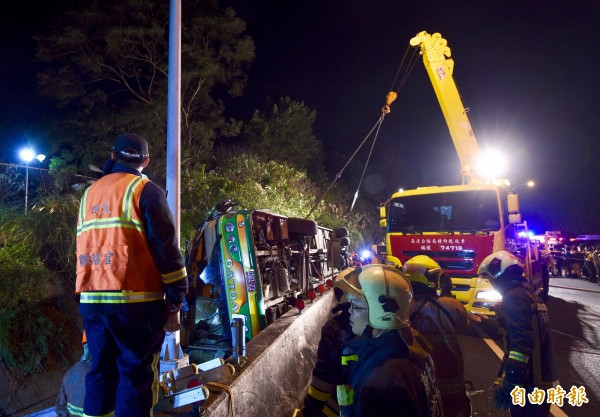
[76,176,145,236]
[80,291,165,304]
[76,173,163,296]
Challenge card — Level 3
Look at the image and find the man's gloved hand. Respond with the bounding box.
[491,358,529,410]
[164,300,183,332]
[491,378,516,410]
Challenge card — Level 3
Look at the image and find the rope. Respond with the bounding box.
[304,116,385,218]
[206,381,236,417]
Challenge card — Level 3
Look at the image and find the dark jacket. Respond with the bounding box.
[499,285,559,387]
[409,282,471,417]
[341,327,444,417]
[303,303,353,417]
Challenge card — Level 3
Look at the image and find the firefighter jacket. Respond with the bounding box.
[409,282,471,417]
[303,303,353,417]
[76,163,187,313]
[498,285,559,389]
[338,327,444,417]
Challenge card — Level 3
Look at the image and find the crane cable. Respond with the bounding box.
[305,45,422,218]
[350,116,384,211]
[350,46,422,212]
[305,117,385,218]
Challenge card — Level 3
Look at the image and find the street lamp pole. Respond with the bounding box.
[18,148,46,214]
[24,160,30,214]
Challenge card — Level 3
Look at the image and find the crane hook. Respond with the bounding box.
[381,91,398,114]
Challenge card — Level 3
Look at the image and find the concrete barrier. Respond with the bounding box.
[197,291,335,417]
[19,292,335,417]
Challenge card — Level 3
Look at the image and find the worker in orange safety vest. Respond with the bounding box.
[75,133,188,417]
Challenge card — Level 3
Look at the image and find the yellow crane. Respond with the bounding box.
[378,31,549,315]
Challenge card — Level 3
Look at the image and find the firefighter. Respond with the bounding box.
[592,246,600,284]
[479,251,559,417]
[75,133,188,417]
[403,255,472,417]
[335,264,444,417]
[55,332,91,417]
[302,268,355,417]
[583,248,597,282]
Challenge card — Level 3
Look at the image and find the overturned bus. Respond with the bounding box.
[182,201,349,362]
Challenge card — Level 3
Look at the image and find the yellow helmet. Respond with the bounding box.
[478,251,524,282]
[333,267,356,303]
[335,264,412,329]
[402,255,442,287]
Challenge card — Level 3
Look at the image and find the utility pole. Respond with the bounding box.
[166,0,181,242]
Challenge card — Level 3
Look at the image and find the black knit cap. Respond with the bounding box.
[113,133,149,160]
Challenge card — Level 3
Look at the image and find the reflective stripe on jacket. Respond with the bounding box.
[76,173,163,298]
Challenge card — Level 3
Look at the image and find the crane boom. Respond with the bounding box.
[410,31,481,184]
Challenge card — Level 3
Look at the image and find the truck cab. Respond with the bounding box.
[380,184,548,316]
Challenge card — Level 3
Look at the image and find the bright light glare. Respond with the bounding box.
[19,148,36,163]
[36,154,46,162]
[526,180,535,187]
[475,290,502,301]
[475,149,508,180]
[360,250,371,260]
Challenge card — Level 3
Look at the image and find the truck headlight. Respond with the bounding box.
[475,290,502,302]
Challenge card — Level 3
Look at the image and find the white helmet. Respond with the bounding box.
[335,264,412,329]
[478,251,524,282]
[402,255,442,287]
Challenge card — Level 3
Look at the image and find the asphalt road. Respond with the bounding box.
[462,277,600,417]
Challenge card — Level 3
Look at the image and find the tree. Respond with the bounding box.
[35,0,254,180]
[243,97,324,180]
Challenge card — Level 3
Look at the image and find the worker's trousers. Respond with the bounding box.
[82,302,165,417]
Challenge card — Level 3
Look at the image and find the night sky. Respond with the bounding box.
[1,1,599,235]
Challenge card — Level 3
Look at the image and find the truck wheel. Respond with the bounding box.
[288,218,318,236]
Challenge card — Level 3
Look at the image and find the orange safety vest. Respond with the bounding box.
[76,173,164,304]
